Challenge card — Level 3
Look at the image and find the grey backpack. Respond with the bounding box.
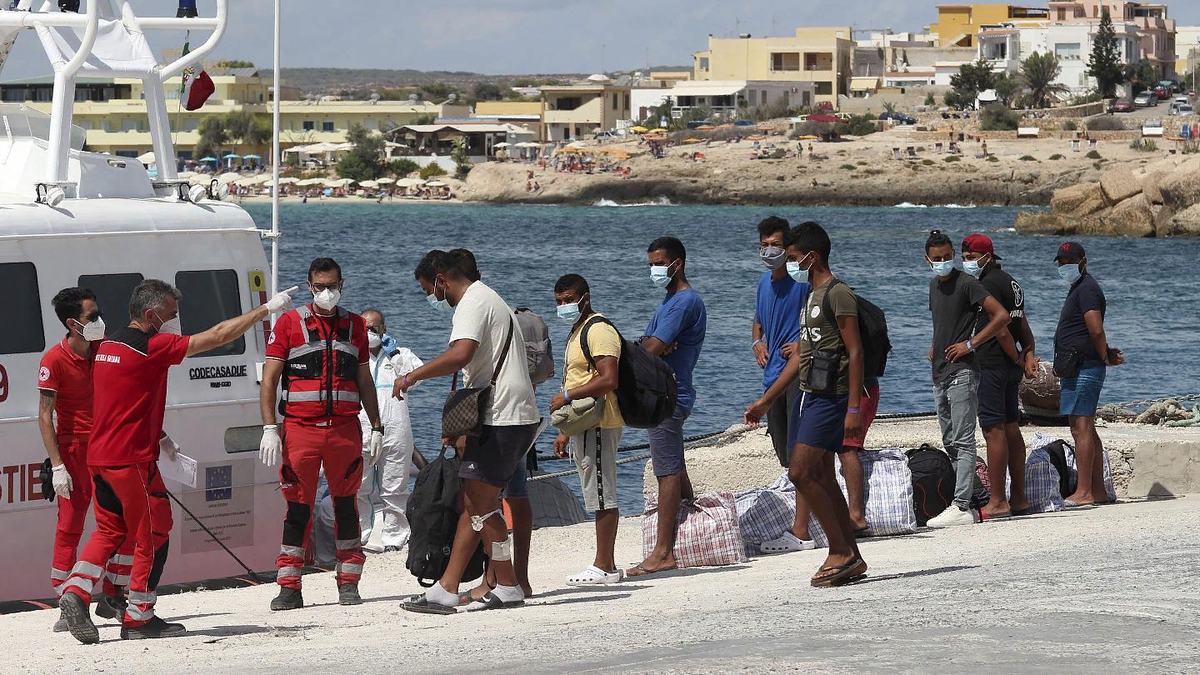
[511,306,554,385]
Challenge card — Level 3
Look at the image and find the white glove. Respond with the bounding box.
[159,433,180,460]
[52,463,73,500]
[368,429,384,461]
[264,286,299,314]
[260,425,282,467]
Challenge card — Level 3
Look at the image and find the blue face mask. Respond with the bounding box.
[929,259,956,277]
[650,263,675,288]
[426,281,451,311]
[556,302,580,322]
[786,252,813,282]
[962,259,982,278]
[1058,262,1082,284]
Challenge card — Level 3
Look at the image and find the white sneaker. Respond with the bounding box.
[926,506,977,528]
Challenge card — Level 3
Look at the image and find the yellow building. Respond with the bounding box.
[1177,26,1200,79]
[929,4,1050,47]
[691,28,855,108]
[539,78,632,141]
[1,71,468,160]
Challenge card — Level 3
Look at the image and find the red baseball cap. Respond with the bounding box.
[961,233,1002,260]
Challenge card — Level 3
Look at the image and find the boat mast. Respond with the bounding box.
[269,0,281,311]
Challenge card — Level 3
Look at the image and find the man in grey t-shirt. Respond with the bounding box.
[923,231,1012,528]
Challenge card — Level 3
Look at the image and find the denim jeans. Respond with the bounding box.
[934,369,980,509]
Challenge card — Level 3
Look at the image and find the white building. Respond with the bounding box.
[665,80,816,119]
[978,22,1143,93]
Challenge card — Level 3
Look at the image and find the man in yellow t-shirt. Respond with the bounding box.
[549,274,626,586]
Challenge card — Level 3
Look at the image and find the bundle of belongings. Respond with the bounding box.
[642,492,747,568]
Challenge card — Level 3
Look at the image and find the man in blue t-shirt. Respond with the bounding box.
[628,236,706,578]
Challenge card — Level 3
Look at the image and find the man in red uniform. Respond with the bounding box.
[259,258,383,611]
[58,279,296,644]
[37,288,135,632]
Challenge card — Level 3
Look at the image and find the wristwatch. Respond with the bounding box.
[372,426,384,434]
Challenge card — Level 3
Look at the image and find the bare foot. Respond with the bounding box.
[626,555,677,577]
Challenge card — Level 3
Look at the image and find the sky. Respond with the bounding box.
[4,0,1200,82]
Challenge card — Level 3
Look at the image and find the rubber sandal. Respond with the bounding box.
[1062,499,1095,509]
[978,510,1012,521]
[625,562,678,578]
[401,594,459,615]
[759,531,816,554]
[811,558,868,588]
[565,565,623,586]
[854,527,873,539]
[1011,507,1034,517]
[457,578,495,606]
[464,591,524,612]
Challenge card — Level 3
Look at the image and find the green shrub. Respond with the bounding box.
[922,159,935,166]
[1086,116,1124,131]
[924,92,937,106]
[1019,155,1037,161]
[980,104,1020,131]
[1049,153,1065,160]
[857,160,868,166]
[389,158,419,176]
[418,163,448,179]
[1062,121,1078,131]
[840,114,879,137]
[1085,150,1102,159]
[944,155,961,163]
[840,164,856,171]
[1129,138,1158,152]
[863,168,885,176]
[987,155,1000,162]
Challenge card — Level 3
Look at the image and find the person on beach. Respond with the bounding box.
[259,258,383,611]
[449,249,537,603]
[745,222,866,586]
[749,217,814,552]
[628,236,707,578]
[1053,242,1123,507]
[357,309,423,553]
[549,274,626,585]
[59,280,295,643]
[38,288,135,632]
[961,234,1038,519]
[923,230,1012,528]
[400,249,540,613]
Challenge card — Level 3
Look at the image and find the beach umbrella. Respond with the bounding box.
[177,171,196,179]
[199,157,217,163]
[296,178,323,186]
[277,177,300,184]
[376,177,396,185]
[243,154,261,160]
[222,154,242,160]
[425,180,446,187]
[630,126,649,133]
[217,173,242,184]
[494,142,511,148]
[681,138,704,144]
[650,128,668,133]
[359,180,380,188]
[396,178,420,188]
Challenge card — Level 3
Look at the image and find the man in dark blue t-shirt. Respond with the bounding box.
[1054,241,1123,507]
[628,236,706,578]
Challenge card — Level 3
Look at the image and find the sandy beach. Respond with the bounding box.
[14,418,1200,673]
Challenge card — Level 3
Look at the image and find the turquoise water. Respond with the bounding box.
[245,201,1200,513]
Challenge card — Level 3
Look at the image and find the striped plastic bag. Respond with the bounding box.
[642,491,747,568]
[734,488,796,556]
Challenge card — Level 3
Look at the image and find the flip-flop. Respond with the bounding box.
[978,510,1012,521]
[1011,506,1034,517]
[401,594,458,615]
[760,531,816,554]
[854,527,873,539]
[625,562,678,578]
[1062,499,1096,509]
[811,558,867,588]
[464,591,525,612]
[566,565,623,586]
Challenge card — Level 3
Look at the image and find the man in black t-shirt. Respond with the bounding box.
[1053,242,1123,507]
[962,234,1037,519]
[924,230,1012,528]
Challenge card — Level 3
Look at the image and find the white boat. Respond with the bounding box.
[0,0,285,604]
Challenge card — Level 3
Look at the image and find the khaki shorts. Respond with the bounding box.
[571,427,623,512]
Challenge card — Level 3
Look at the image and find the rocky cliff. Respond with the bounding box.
[1015,157,1200,237]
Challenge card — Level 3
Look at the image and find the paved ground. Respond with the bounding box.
[11,495,1199,674]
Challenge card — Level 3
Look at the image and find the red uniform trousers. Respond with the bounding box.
[51,436,136,599]
[62,461,173,627]
[275,417,365,590]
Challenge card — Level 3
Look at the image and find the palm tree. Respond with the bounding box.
[1020,52,1070,109]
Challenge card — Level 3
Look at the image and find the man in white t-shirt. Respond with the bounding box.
[398,249,540,613]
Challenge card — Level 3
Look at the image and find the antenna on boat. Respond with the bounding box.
[269,0,282,317]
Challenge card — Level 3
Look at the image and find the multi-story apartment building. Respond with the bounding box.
[691,28,855,108]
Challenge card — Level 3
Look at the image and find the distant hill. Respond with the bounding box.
[278,66,691,95]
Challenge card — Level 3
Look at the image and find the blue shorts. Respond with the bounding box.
[1060,366,1106,418]
[502,459,529,499]
[647,404,690,477]
[788,392,849,454]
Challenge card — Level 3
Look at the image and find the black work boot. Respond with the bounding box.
[53,612,68,633]
[120,616,186,640]
[338,583,362,606]
[59,592,98,644]
[95,593,127,620]
[270,587,304,611]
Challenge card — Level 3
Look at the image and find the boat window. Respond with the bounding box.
[175,269,244,357]
[1,262,45,354]
[224,425,264,454]
[78,273,144,335]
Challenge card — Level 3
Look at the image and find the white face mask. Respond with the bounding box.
[367,331,382,349]
[313,287,341,311]
[154,312,182,335]
[79,316,106,342]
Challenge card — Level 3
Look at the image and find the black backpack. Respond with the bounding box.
[580,316,678,429]
[405,449,486,587]
[1041,439,1078,498]
[821,279,892,378]
[906,444,955,526]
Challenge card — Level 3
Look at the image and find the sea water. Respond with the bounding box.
[246,202,1200,514]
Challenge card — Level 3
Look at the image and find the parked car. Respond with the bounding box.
[733,119,757,127]
[878,111,917,125]
[685,120,709,130]
[1154,86,1172,100]
[1110,99,1135,113]
[1134,91,1157,107]
[1171,104,1195,116]
[593,130,618,140]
